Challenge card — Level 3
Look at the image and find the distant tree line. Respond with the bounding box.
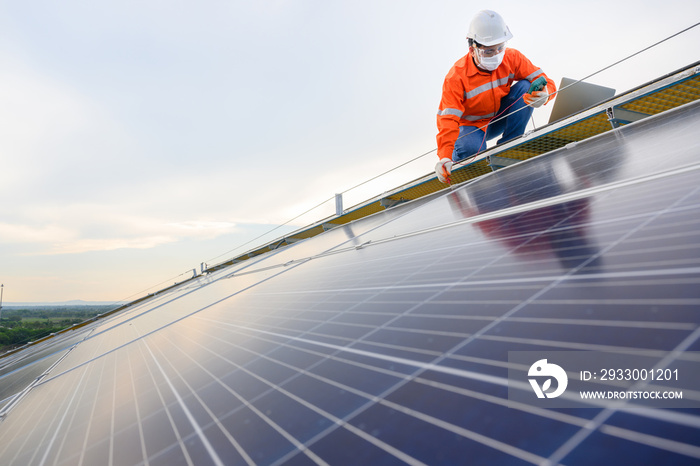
[0,305,114,352]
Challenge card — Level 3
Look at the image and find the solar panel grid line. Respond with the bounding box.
[276,164,700,271]
[32,264,305,391]
[97,254,289,334]
[0,337,81,420]
[545,325,700,465]
[205,324,576,466]
[208,322,513,389]
[140,337,260,466]
[229,176,602,280]
[306,288,696,329]
[45,377,87,463]
[234,235,486,352]
[40,364,106,464]
[209,197,460,299]
[623,216,700,242]
[32,336,117,464]
[599,258,700,274]
[223,258,311,279]
[528,299,698,321]
[193,318,699,464]
[554,275,700,288]
[117,350,155,464]
[253,265,700,297]
[0,379,47,460]
[531,297,700,307]
[226,217,556,390]
[254,208,564,304]
[170,319,545,465]
[616,233,700,254]
[68,351,108,466]
[618,406,700,432]
[69,290,196,346]
[159,326,428,466]
[478,333,678,354]
[493,316,696,331]
[366,200,606,363]
[96,345,132,466]
[215,242,580,374]
[34,330,139,393]
[132,340,197,466]
[486,324,688,354]
[9,300,688,466]
[306,195,652,384]
[598,424,700,459]
[125,345,150,466]
[27,365,95,465]
[229,191,452,279]
[140,338,226,466]
[468,226,697,278]
[387,323,499,340]
[335,335,445,359]
[201,322,412,380]
[413,376,590,427]
[108,346,118,466]
[546,407,650,466]
[206,316,446,360]
[376,396,547,465]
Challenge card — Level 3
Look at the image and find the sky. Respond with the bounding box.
[1,0,699,304]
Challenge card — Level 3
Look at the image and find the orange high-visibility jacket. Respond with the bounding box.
[436,48,556,160]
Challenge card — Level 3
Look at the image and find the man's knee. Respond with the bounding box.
[452,138,480,162]
[453,132,486,161]
[511,79,531,97]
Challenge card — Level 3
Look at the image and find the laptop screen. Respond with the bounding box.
[548,78,616,124]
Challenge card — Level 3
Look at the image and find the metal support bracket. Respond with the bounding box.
[270,239,289,250]
[380,197,408,209]
[335,193,343,216]
[607,106,650,129]
[487,155,521,170]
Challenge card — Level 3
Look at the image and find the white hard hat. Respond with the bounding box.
[466,10,513,46]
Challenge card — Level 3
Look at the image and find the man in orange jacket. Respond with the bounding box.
[435,10,556,184]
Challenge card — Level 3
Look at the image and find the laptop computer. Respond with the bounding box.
[548,77,616,124]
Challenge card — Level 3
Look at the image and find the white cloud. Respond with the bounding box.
[0,223,75,244]
[1,200,241,256]
[46,236,176,255]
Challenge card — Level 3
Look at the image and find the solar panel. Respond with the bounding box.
[1,100,699,465]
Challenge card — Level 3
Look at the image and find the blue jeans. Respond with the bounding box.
[452,79,533,162]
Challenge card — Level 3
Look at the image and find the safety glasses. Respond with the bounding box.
[477,43,506,57]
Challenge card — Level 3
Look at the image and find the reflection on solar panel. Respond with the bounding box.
[1,103,700,464]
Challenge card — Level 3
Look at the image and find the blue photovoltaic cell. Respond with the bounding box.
[0,100,699,465]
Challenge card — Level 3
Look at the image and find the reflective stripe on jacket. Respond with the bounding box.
[436,48,556,160]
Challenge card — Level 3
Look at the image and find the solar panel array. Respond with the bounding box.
[1,101,699,465]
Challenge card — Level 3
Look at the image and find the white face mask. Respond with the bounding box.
[477,48,505,71]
